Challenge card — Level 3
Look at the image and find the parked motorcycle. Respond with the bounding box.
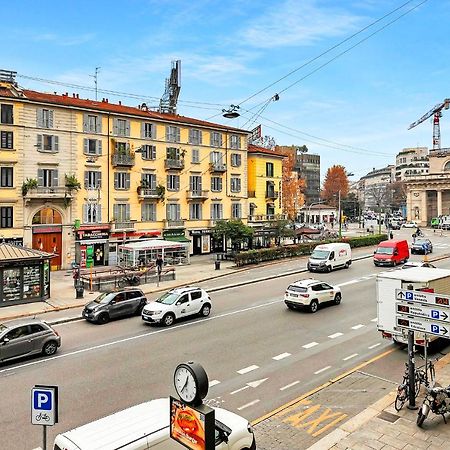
[417,383,450,427]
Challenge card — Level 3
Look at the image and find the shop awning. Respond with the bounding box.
[164,236,191,243]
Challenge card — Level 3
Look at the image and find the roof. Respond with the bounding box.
[378,267,450,282]
[119,239,189,251]
[0,243,53,261]
[248,144,286,158]
[0,86,247,134]
[289,279,321,286]
[0,318,49,328]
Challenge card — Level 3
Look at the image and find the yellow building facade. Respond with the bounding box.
[0,75,249,269]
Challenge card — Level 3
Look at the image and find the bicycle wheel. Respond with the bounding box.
[429,362,435,382]
[395,385,407,412]
[117,278,126,288]
[414,371,423,396]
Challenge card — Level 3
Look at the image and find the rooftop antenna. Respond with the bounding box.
[159,60,181,114]
[89,67,101,101]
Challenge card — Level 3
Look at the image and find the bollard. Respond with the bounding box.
[215,260,221,270]
[75,281,84,299]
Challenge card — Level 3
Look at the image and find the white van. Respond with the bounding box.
[307,243,351,272]
[53,398,256,450]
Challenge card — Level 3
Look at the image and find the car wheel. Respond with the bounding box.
[344,261,350,269]
[327,265,332,273]
[310,299,319,313]
[200,304,211,317]
[334,293,342,305]
[42,341,58,356]
[97,313,110,324]
[162,313,175,327]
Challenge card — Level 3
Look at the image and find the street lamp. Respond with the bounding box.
[307,201,325,227]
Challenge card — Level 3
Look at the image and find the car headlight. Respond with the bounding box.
[319,261,325,265]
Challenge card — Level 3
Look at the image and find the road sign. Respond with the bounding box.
[396,289,450,307]
[31,385,58,426]
[396,302,450,323]
[396,316,449,337]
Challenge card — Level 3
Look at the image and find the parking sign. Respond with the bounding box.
[31,385,58,426]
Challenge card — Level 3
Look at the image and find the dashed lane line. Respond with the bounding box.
[280,381,300,391]
[209,380,220,387]
[351,324,365,330]
[230,386,250,395]
[328,332,343,339]
[343,353,358,361]
[368,343,381,349]
[237,365,259,375]
[237,399,260,411]
[371,318,378,322]
[273,352,291,360]
[314,366,332,375]
[302,342,319,349]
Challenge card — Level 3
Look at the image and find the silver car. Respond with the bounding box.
[0,318,61,363]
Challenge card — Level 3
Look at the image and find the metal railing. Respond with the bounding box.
[111,221,136,231]
[265,190,279,199]
[164,219,185,228]
[164,159,185,170]
[186,190,209,200]
[248,214,287,222]
[26,186,70,197]
[138,188,161,199]
[112,153,135,166]
[209,162,227,172]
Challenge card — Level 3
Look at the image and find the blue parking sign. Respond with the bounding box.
[431,324,440,334]
[431,310,440,319]
[33,390,52,410]
[405,291,414,300]
[31,385,58,426]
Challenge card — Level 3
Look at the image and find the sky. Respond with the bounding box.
[2,0,450,181]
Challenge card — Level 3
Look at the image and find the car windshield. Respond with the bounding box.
[155,292,179,305]
[311,250,329,260]
[287,285,308,293]
[93,293,113,304]
[414,239,427,245]
[376,247,394,255]
[0,324,7,333]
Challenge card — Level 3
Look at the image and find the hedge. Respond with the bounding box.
[234,234,388,267]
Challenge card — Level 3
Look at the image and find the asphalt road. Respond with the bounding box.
[2,229,450,449]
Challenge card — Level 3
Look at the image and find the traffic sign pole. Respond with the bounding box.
[43,425,47,450]
[407,330,417,410]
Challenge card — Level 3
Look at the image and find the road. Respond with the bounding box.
[2,230,450,449]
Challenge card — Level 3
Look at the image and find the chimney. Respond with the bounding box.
[118,101,121,105]
[105,98,108,103]
[102,98,105,102]
[76,94,79,99]
[72,93,76,98]
[65,92,68,97]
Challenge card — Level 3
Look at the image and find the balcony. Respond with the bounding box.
[209,162,227,173]
[265,190,279,199]
[112,153,135,167]
[248,190,256,198]
[186,190,209,201]
[137,187,163,200]
[248,214,287,222]
[110,220,136,232]
[164,159,184,170]
[25,186,72,199]
[164,219,185,229]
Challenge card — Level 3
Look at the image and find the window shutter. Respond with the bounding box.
[97,205,102,223]
[113,204,118,221]
[36,109,43,127]
[53,136,59,152]
[166,175,170,188]
[114,173,118,189]
[175,176,180,191]
[189,129,193,143]
[141,122,145,138]
[48,110,54,128]
[83,205,88,223]
[53,170,59,187]
[237,136,241,149]
[125,173,130,190]
[176,127,180,142]
[83,114,88,132]
[238,154,241,166]
[97,172,102,189]
[150,174,156,189]
[126,204,131,220]
[36,134,43,151]
[198,177,202,191]
[151,145,156,159]
[199,131,202,145]
[83,138,88,154]
[96,116,102,133]
[189,176,194,191]
[97,140,102,155]
[84,171,89,188]
[37,169,44,186]
[176,204,180,219]
[113,118,118,135]
[125,120,130,137]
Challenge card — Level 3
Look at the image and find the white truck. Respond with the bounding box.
[377,267,450,346]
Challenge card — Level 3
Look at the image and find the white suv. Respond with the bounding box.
[284,279,341,313]
[142,286,211,326]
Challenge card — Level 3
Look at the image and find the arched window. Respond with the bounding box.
[443,161,450,171]
[32,208,62,224]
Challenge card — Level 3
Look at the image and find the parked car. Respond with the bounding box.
[389,220,401,230]
[401,261,436,269]
[142,286,211,326]
[284,279,341,313]
[402,221,419,228]
[0,318,61,363]
[373,240,409,266]
[411,238,433,255]
[82,289,147,324]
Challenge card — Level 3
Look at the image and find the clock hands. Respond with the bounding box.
[181,373,189,393]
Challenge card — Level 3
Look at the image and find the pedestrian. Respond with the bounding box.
[390,231,394,240]
[155,254,164,275]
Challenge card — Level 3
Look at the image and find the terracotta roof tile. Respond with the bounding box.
[248,144,286,158]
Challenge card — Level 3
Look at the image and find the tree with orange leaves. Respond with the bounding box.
[321,165,349,206]
[282,152,306,220]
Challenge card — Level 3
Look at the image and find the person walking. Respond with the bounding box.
[156,254,164,276]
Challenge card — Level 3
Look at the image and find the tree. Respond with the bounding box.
[281,152,306,220]
[269,219,294,245]
[213,219,254,252]
[388,181,407,210]
[366,185,392,233]
[321,165,349,206]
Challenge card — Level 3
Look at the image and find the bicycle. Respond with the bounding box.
[395,363,421,411]
[117,273,141,288]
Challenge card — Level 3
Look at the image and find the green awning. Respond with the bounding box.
[164,236,191,243]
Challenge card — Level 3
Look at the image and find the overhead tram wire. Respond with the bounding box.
[237,0,427,108]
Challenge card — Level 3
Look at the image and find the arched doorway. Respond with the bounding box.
[32,207,63,270]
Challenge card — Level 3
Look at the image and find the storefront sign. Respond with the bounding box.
[77,230,109,241]
[189,230,212,236]
[0,237,23,246]
[32,225,62,234]
[163,229,185,239]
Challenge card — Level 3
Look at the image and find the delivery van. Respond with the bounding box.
[373,239,409,266]
[53,398,256,450]
[307,243,352,272]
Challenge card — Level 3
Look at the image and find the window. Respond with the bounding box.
[210,151,223,164]
[5,325,30,340]
[0,104,13,124]
[37,108,54,128]
[30,324,45,334]
[210,131,223,147]
[167,174,180,191]
[141,173,156,189]
[141,203,156,221]
[266,181,275,197]
[192,149,200,163]
[37,134,59,152]
[0,207,13,228]
[113,204,130,221]
[83,203,102,223]
[84,171,102,189]
[114,172,130,190]
[211,177,222,192]
[189,203,202,220]
[0,131,13,149]
[166,125,181,143]
[113,118,130,137]
[0,167,13,187]
[231,153,242,167]
[83,138,102,155]
[141,122,155,139]
[232,203,242,219]
[38,169,58,187]
[266,162,274,177]
[189,175,202,193]
[189,129,202,145]
[230,177,241,193]
[166,203,181,220]
[166,147,181,160]
[141,145,156,160]
[83,114,101,133]
[230,134,241,149]
[211,203,223,219]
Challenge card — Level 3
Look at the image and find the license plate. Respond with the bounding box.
[289,293,298,297]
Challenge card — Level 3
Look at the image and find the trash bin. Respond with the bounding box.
[75,282,84,299]
[215,260,221,270]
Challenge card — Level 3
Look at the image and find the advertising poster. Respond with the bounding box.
[170,397,214,450]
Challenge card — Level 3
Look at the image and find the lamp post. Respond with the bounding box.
[308,201,325,227]
[338,190,342,238]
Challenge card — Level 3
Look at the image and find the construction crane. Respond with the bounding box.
[408,98,450,150]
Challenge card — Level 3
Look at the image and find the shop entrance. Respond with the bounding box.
[192,236,202,255]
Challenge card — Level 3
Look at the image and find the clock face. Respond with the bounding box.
[174,365,197,403]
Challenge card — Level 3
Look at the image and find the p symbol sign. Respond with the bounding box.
[31,385,58,426]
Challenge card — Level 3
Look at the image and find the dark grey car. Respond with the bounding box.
[82,289,147,324]
[0,319,61,363]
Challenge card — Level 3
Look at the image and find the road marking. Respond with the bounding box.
[237,399,260,411]
[303,342,319,349]
[280,381,300,391]
[371,318,378,322]
[328,332,343,339]
[368,343,381,349]
[209,380,220,387]
[351,324,364,330]
[343,353,358,361]
[336,280,359,287]
[230,386,250,395]
[247,378,268,388]
[314,366,331,375]
[237,365,259,375]
[273,352,291,360]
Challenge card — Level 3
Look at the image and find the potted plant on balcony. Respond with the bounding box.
[65,174,81,192]
[156,184,165,200]
[21,178,38,196]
